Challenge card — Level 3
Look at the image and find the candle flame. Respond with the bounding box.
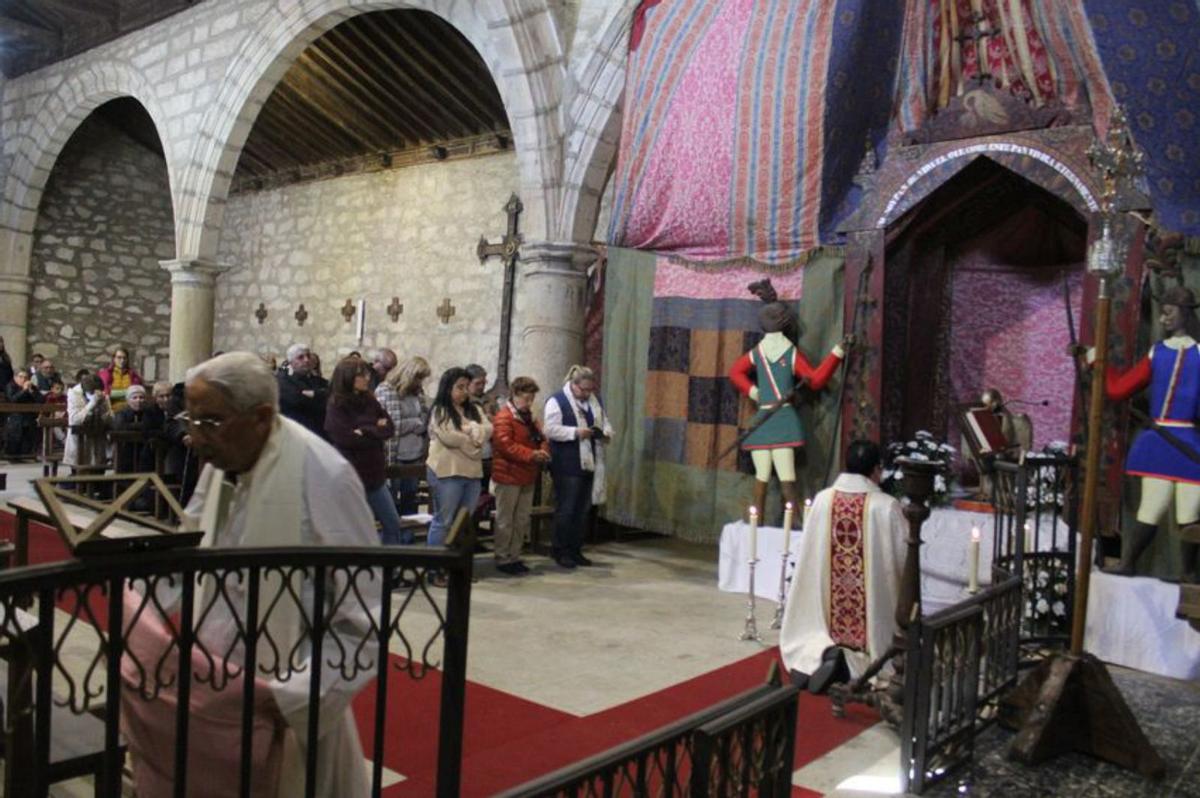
[748,506,758,517]
[971,526,981,542]
[784,501,793,510]
[804,498,813,507]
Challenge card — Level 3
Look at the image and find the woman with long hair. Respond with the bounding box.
[426,367,492,555]
[376,356,431,518]
[323,357,405,545]
[98,346,143,412]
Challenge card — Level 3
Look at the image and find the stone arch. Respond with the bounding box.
[556,0,640,244]
[0,60,176,255]
[876,143,1101,229]
[174,0,563,261]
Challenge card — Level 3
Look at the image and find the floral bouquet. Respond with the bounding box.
[880,431,955,506]
[1023,440,1071,511]
[1022,555,1071,632]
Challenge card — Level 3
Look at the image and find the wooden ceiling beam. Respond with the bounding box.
[399,13,509,126]
[300,46,422,148]
[284,55,398,151]
[0,14,61,49]
[314,33,439,144]
[256,87,361,160]
[378,14,501,134]
[350,22,476,139]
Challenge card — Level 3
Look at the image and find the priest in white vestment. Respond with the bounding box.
[172,351,379,797]
[779,440,905,687]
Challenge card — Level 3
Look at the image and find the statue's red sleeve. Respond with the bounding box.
[1105,356,1151,402]
[796,349,844,392]
[729,352,755,396]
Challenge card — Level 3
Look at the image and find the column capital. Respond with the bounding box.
[159,258,231,288]
[0,274,34,295]
[519,240,599,276]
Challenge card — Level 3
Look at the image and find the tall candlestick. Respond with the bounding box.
[969,526,981,593]
[803,498,813,529]
[748,506,759,562]
[772,502,796,630]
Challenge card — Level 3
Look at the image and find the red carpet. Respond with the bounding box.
[3,510,875,795]
[353,646,877,795]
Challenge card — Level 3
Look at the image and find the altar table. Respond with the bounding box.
[718,507,1198,679]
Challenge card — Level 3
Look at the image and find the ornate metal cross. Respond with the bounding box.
[387,296,403,322]
[341,299,356,323]
[295,304,308,327]
[255,303,268,325]
[476,193,523,393]
[955,12,994,85]
[436,298,456,324]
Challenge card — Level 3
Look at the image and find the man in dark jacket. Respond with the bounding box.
[112,384,166,473]
[277,343,329,437]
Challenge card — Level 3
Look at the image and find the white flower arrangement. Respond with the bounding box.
[1022,556,1071,630]
[881,431,955,506]
[1023,441,1072,510]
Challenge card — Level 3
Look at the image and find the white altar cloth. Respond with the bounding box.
[718,509,1199,680]
[1085,571,1200,681]
[718,508,1005,612]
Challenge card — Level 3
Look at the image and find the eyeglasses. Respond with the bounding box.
[174,411,226,432]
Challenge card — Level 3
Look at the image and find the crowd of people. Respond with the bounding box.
[0,335,615,574]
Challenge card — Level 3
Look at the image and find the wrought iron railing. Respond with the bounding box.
[0,542,473,797]
[992,456,1078,647]
[497,676,798,798]
[900,571,1022,794]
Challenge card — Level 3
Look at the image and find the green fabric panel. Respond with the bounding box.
[794,251,845,498]
[601,247,847,543]
[603,247,656,527]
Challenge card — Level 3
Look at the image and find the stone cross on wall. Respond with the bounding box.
[476,192,523,393]
[437,298,456,324]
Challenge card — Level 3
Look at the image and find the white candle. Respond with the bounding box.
[748,506,759,561]
[782,501,794,534]
[969,526,981,593]
[802,498,813,529]
[1024,522,1033,554]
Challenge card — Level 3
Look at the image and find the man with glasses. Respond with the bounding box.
[277,343,329,437]
[172,351,379,796]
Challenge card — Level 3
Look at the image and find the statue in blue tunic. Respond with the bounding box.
[1101,285,1200,582]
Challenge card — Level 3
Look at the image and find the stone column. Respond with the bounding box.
[512,241,597,404]
[160,258,230,382]
[0,274,33,365]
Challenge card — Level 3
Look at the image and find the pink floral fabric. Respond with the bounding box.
[653,257,806,301]
[950,267,1084,450]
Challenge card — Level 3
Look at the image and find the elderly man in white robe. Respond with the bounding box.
[779,440,905,694]
[140,352,379,797]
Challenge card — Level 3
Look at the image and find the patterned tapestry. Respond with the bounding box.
[608,0,905,265]
[895,0,1114,132]
[1082,0,1200,235]
[604,247,845,542]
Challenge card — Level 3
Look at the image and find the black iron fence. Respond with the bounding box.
[901,571,1023,794]
[0,543,473,797]
[991,456,1078,647]
[498,676,798,798]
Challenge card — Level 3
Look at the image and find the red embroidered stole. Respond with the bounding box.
[828,491,868,651]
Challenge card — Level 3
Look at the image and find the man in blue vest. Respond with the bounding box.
[544,365,614,569]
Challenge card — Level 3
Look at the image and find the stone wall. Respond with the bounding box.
[27,115,174,379]
[214,152,520,381]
